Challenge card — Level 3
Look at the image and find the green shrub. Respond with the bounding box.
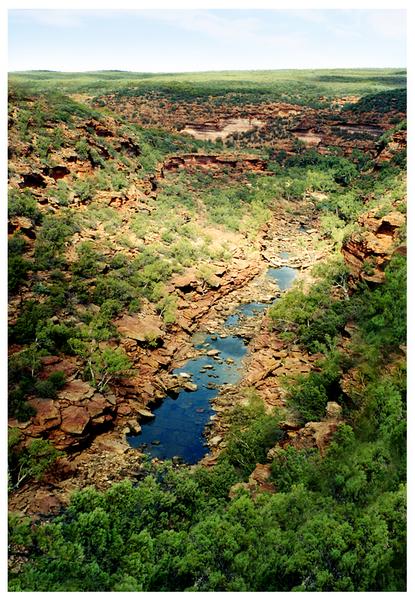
[34,213,79,269]
[270,446,318,492]
[10,301,53,344]
[71,242,103,278]
[34,371,66,399]
[8,255,32,293]
[8,189,42,223]
[223,393,283,477]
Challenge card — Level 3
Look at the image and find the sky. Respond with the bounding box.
[8,8,406,72]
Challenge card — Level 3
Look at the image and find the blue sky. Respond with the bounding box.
[8,9,406,72]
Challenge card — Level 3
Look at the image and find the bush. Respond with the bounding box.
[10,301,53,344]
[34,213,79,270]
[270,446,318,492]
[34,371,66,399]
[8,189,43,223]
[8,255,32,293]
[287,357,341,422]
[223,393,283,477]
[71,242,103,278]
[11,439,62,488]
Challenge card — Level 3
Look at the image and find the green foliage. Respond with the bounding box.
[10,439,62,489]
[73,178,95,202]
[75,139,90,160]
[71,242,103,278]
[34,212,79,269]
[222,392,283,477]
[269,259,351,352]
[358,255,406,351]
[10,301,53,344]
[7,68,406,593]
[270,446,318,492]
[8,255,32,293]
[8,189,43,222]
[156,292,178,324]
[34,371,66,399]
[286,364,341,422]
[69,341,132,391]
[346,88,406,113]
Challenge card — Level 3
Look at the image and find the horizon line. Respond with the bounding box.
[8,66,407,74]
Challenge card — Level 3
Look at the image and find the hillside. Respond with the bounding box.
[8,69,406,592]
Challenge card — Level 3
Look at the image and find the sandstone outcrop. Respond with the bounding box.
[342,209,405,283]
[281,401,344,455]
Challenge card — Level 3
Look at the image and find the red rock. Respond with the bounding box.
[58,380,95,403]
[117,403,132,416]
[115,314,163,342]
[29,399,61,428]
[30,490,63,515]
[171,270,199,289]
[40,356,61,366]
[85,393,110,418]
[40,357,78,380]
[61,406,90,435]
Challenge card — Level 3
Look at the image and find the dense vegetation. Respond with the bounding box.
[9,68,406,106]
[8,70,406,591]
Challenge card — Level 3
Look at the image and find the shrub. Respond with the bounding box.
[8,255,32,293]
[71,242,103,278]
[34,371,66,399]
[10,301,53,344]
[34,213,79,270]
[12,439,62,488]
[223,392,283,476]
[8,189,42,223]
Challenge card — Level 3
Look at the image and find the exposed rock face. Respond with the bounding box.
[229,463,276,499]
[282,401,344,455]
[39,356,78,380]
[97,93,404,158]
[12,374,117,450]
[9,215,36,239]
[58,380,95,403]
[43,165,71,180]
[342,209,405,283]
[162,154,269,174]
[61,406,91,435]
[115,314,164,343]
[181,117,265,141]
[375,129,407,164]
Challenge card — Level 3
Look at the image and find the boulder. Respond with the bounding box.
[206,349,220,357]
[248,463,276,493]
[137,407,155,418]
[115,314,163,343]
[325,401,342,420]
[210,435,223,446]
[61,406,90,435]
[127,419,141,435]
[183,381,198,392]
[26,399,61,434]
[85,393,111,418]
[58,380,95,403]
[171,271,199,290]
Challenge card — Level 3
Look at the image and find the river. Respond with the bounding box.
[127,265,297,463]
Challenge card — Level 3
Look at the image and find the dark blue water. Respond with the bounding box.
[128,267,297,464]
[127,335,247,463]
